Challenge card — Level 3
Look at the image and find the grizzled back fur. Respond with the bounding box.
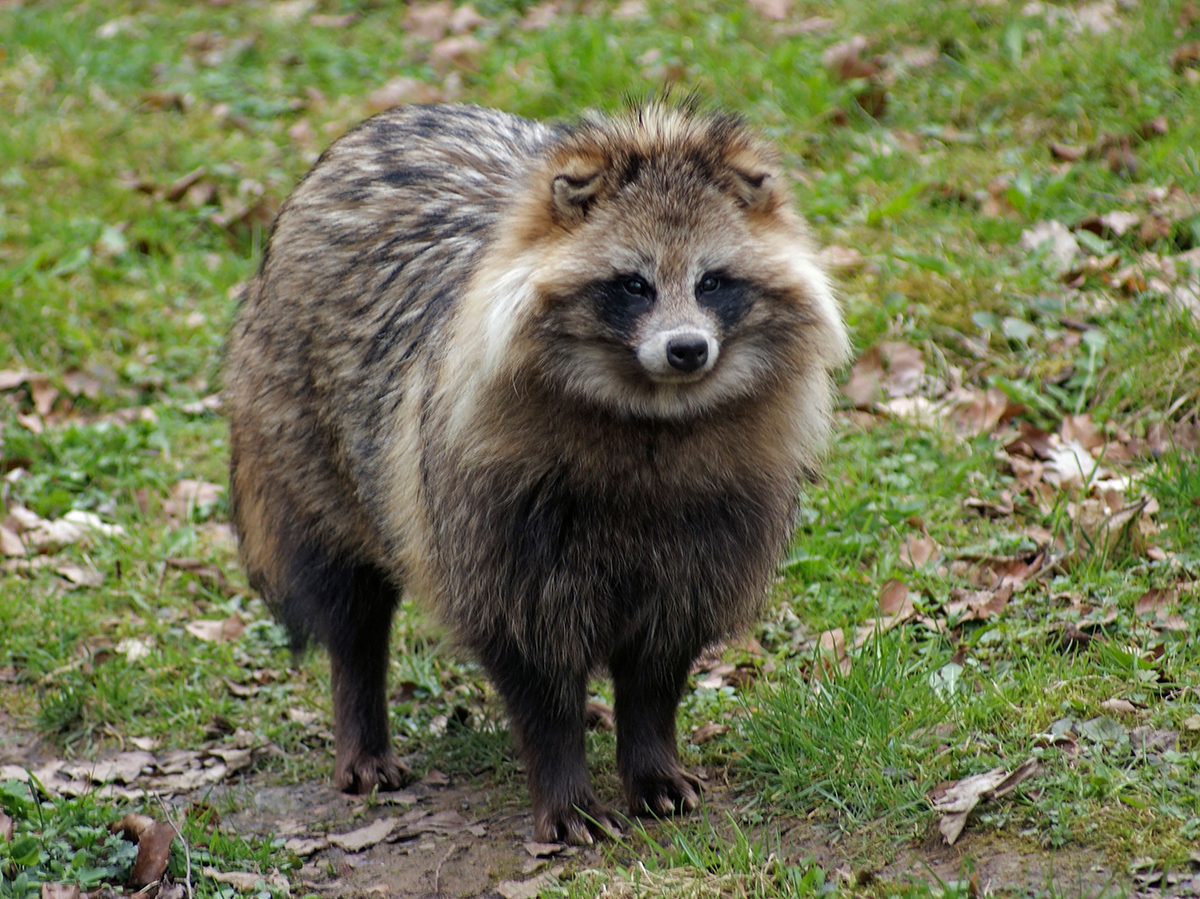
[225,101,849,840]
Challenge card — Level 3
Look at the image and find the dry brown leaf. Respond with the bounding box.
[165,557,234,595]
[1043,438,1103,488]
[945,585,1011,622]
[366,76,445,113]
[1135,587,1178,617]
[897,533,937,568]
[696,661,736,689]
[878,578,912,616]
[111,814,177,888]
[843,341,924,407]
[950,553,1042,591]
[746,0,790,20]
[430,35,485,71]
[1005,421,1055,460]
[819,244,864,272]
[1050,142,1086,162]
[497,872,560,899]
[185,614,245,643]
[40,884,80,899]
[117,637,153,663]
[580,700,612,732]
[524,841,566,858]
[929,758,1041,845]
[1097,210,1141,237]
[1020,220,1079,272]
[0,369,37,391]
[1060,414,1104,451]
[1022,524,1056,548]
[405,1,454,41]
[31,380,58,416]
[1062,252,1121,283]
[6,507,124,552]
[310,12,355,27]
[1071,498,1152,557]
[1100,698,1141,714]
[519,2,560,30]
[329,817,397,852]
[963,489,1015,518]
[1171,41,1200,72]
[284,836,329,856]
[164,479,224,520]
[163,166,207,203]
[823,35,879,81]
[690,723,730,744]
[55,562,104,588]
[774,16,835,36]
[80,752,156,785]
[202,868,288,892]
[450,3,486,32]
[421,768,450,786]
[1134,588,1187,631]
[939,387,1014,437]
[0,525,24,558]
[269,0,313,25]
[816,628,851,674]
[612,0,647,18]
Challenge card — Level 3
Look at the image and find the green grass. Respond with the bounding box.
[0,777,294,899]
[3,0,1200,895]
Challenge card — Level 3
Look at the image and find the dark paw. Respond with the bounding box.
[534,796,623,845]
[334,751,412,794]
[626,766,702,818]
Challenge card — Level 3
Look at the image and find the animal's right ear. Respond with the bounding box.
[551,171,605,224]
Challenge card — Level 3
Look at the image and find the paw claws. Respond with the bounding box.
[335,752,412,794]
[628,767,703,819]
[535,802,622,846]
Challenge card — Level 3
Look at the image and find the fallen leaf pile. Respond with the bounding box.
[0,730,271,800]
[120,165,277,235]
[0,367,151,433]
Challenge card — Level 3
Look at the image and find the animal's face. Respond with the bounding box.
[460,105,849,423]
[528,160,841,420]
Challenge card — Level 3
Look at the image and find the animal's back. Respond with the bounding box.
[226,105,552,595]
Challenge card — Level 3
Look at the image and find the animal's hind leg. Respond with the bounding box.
[230,437,409,792]
[315,557,411,793]
[270,531,409,792]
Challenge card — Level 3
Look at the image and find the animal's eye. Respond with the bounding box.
[622,276,649,297]
[698,274,721,293]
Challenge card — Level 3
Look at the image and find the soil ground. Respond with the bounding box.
[4,710,1162,899]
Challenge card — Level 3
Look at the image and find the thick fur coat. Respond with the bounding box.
[225,102,849,843]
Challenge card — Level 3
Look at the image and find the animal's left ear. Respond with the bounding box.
[729,169,775,212]
[551,170,605,224]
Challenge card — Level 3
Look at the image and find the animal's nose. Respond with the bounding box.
[666,335,709,372]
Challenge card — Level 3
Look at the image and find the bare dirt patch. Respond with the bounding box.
[0,717,1155,899]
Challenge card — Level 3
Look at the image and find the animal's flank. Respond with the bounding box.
[224,100,849,844]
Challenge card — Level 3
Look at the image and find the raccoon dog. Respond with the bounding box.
[225,102,849,844]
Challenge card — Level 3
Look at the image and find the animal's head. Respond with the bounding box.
[464,102,850,422]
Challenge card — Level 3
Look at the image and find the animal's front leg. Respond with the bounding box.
[610,641,701,818]
[481,640,622,844]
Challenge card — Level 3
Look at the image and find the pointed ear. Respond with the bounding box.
[551,171,605,224]
[730,169,776,212]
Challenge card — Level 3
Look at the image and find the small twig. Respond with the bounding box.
[155,795,194,899]
[36,653,90,687]
[433,842,459,895]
